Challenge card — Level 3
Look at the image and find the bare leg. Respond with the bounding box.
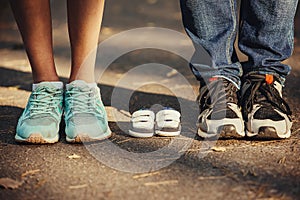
[67,0,105,83]
[9,0,59,83]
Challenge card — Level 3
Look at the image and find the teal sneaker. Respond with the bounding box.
[64,80,111,143]
[15,82,64,144]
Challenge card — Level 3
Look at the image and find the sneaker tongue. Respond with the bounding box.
[265,74,274,84]
[66,80,90,91]
[208,77,220,82]
[66,80,97,91]
[33,82,62,92]
[66,81,94,112]
[208,77,231,87]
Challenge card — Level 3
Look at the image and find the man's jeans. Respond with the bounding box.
[180,0,298,88]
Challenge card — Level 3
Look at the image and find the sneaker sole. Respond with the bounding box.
[246,118,292,139]
[66,130,112,143]
[246,126,291,139]
[15,133,59,144]
[198,117,245,139]
[155,125,181,137]
[198,125,245,139]
[128,130,181,138]
[128,130,154,138]
[155,130,181,137]
[218,125,245,138]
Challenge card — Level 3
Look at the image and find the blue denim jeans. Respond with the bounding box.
[180,0,298,88]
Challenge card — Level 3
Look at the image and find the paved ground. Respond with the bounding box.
[0,1,300,200]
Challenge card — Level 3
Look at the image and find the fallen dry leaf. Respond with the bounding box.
[278,157,286,164]
[34,179,47,189]
[69,184,88,189]
[21,169,41,177]
[211,146,226,152]
[68,154,81,159]
[0,178,23,189]
[144,180,178,186]
[166,69,178,77]
[198,176,226,180]
[133,171,160,179]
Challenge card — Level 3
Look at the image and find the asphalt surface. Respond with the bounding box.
[0,1,300,200]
